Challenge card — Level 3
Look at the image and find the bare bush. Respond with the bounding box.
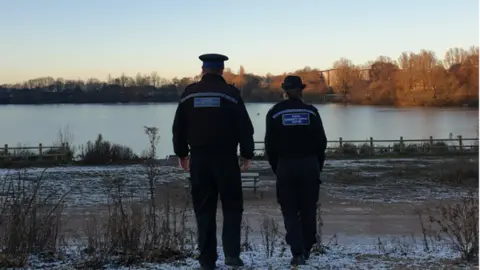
[437,159,478,187]
[78,134,139,165]
[77,126,195,267]
[0,169,69,268]
[48,126,75,160]
[79,178,194,267]
[143,126,161,239]
[313,202,328,255]
[375,236,415,256]
[416,210,447,257]
[260,216,281,258]
[9,143,35,161]
[428,193,479,262]
[241,218,254,252]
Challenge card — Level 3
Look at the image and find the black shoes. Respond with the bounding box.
[304,250,311,260]
[199,264,215,270]
[199,256,243,269]
[290,254,307,266]
[225,256,245,266]
[202,254,306,268]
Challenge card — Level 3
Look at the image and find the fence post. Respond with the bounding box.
[369,137,374,155]
[457,135,463,152]
[339,137,343,154]
[61,143,67,162]
[399,136,404,152]
[39,143,43,157]
[429,136,434,152]
[66,142,71,162]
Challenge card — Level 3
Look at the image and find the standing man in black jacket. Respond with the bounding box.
[264,75,327,266]
[172,53,255,270]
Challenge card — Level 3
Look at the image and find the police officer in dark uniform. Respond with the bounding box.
[264,75,327,266]
[172,53,255,270]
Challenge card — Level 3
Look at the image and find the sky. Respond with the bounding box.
[0,0,478,84]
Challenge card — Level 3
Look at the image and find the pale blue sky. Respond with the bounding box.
[0,0,478,84]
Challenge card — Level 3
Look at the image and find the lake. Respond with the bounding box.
[0,103,478,157]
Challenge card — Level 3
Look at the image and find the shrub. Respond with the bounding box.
[341,143,358,155]
[77,126,195,267]
[427,194,479,262]
[0,169,69,268]
[78,134,139,165]
[437,159,479,187]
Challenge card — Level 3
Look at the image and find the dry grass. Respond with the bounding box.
[437,159,479,187]
[330,157,479,188]
[75,126,195,268]
[0,166,477,268]
[75,177,194,268]
[0,169,69,267]
[0,126,197,268]
[418,192,479,262]
[260,216,282,258]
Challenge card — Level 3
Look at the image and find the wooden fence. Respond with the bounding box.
[254,136,479,157]
[0,143,71,162]
[1,135,478,163]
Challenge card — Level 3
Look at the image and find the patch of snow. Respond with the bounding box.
[24,239,466,270]
[342,207,368,212]
[0,158,474,208]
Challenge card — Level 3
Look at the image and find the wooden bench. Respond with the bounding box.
[241,172,260,195]
[180,172,261,195]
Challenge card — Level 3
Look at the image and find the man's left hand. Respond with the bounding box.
[240,159,251,171]
[178,156,190,171]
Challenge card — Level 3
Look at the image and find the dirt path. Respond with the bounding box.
[213,191,441,244]
[51,156,477,246]
[61,188,446,247]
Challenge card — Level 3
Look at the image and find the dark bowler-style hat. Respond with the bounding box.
[281,75,306,90]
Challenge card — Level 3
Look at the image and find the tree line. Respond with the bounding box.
[0,46,478,107]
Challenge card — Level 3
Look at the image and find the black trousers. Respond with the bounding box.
[275,156,320,256]
[189,150,243,265]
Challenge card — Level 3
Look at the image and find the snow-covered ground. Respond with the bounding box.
[1,157,476,269]
[28,238,470,269]
[0,157,472,207]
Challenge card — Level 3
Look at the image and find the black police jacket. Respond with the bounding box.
[172,73,255,159]
[264,98,328,172]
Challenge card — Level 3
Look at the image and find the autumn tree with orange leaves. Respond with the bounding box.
[0,46,478,107]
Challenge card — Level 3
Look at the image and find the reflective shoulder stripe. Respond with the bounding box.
[272,108,317,119]
[180,92,238,104]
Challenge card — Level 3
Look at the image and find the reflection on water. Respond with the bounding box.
[0,103,478,156]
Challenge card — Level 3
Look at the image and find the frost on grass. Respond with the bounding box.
[26,238,465,270]
[0,165,184,207]
[0,154,477,269]
[0,157,474,207]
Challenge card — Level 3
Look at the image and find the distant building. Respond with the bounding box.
[320,68,371,87]
[320,69,338,87]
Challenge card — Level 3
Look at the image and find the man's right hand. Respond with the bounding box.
[240,159,251,171]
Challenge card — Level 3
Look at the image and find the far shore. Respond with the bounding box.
[1,101,479,108]
[0,151,478,169]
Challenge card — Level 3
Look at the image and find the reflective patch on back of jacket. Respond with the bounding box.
[282,113,310,126]
[194,97,221,108]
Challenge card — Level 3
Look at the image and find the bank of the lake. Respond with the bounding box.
[0,103,477,157]
[0,156,477,269]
